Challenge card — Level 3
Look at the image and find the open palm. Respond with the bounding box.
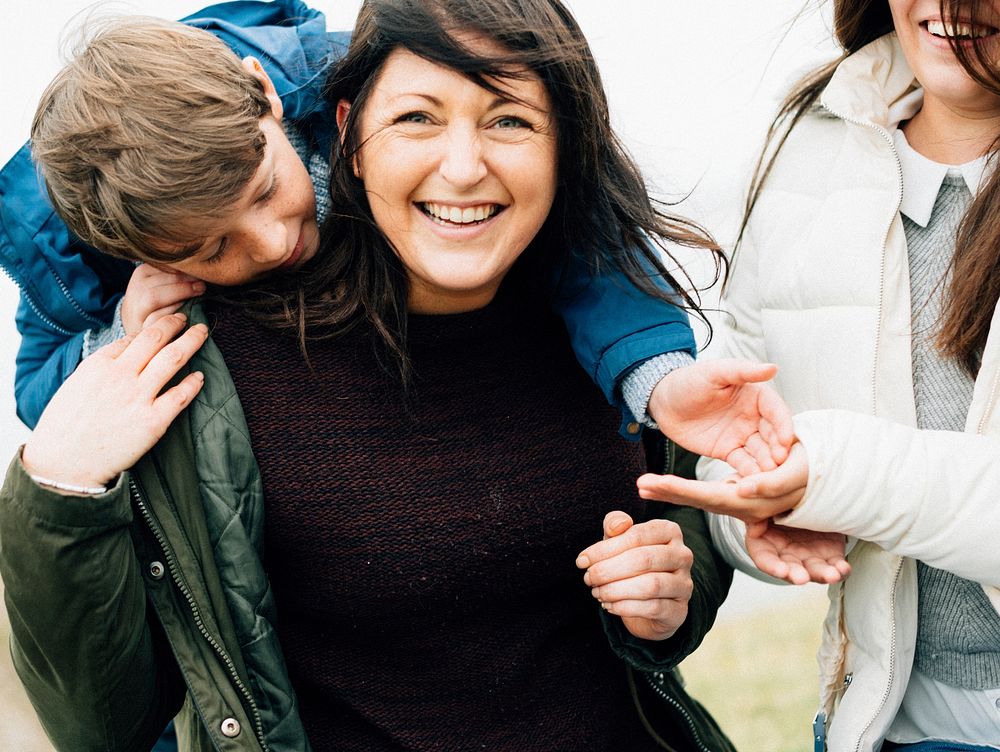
[649,359,794,475]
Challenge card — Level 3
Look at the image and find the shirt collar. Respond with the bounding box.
[889,88,988,227]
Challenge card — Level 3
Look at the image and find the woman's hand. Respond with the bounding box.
[636,441,809,524]
[21,313,208,491]
[120,264,206,336]
[576,512,693,641]
[648,359,794,475]
[745,520,851,585]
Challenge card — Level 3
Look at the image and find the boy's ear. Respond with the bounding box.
[336,100,362,178]
[242,56,283,120]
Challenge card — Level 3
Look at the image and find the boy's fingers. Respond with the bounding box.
[143,281,205,311]
[143,303,186,330]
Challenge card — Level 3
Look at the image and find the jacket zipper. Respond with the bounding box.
[129,476,269,751]
[852,556,903,752]
[976,364,1000,435]
[819,103,904,417]
[817,103,905,752]
[0,263,74,336]
[644,671,711,752]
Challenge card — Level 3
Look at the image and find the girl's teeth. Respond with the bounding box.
[927,19,994,38]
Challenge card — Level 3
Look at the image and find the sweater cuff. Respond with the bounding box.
[620,351,695,427]
[83,297,127,358]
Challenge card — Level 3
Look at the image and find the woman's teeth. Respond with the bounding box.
[421,203,500,225]
[926,19,996,38]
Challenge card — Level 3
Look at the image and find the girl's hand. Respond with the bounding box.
[745,520,851,585]
[648,359,794,475]
[636,442,810,524]
[21,313,208,491]
[120,264,206,335]
[576,512,693,641]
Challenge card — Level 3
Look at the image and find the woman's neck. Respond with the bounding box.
[902,94,1000,164]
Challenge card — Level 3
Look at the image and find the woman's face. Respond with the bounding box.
[342,42,558,314]
[890,0,1000,114]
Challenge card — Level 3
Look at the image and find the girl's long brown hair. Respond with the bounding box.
[744,0,1000,375]
[229,0,724,386]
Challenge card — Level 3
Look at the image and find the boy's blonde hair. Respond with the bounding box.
[30,16,273,263]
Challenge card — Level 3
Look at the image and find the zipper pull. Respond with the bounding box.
[813,710,827,752]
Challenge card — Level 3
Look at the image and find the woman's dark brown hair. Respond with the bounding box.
[744,0,1000,375]
[236,0,724,384]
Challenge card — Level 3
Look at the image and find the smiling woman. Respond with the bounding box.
[340,45,558,314]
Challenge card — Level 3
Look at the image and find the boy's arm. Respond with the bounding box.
[552,251,696,437]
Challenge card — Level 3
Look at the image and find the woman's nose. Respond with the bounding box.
[439,126,487,189]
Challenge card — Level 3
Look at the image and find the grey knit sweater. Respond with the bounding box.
[905,173,1000,690]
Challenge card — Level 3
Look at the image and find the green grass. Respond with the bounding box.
[681,587,829,752]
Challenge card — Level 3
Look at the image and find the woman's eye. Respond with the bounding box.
[493,116,529,129]
[396,111,431,125]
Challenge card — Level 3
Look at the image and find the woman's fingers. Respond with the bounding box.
[577,518,682,568]
[116,313,190,374]
[136,323,209,396]
[591,570,693,602]
[584,543,693,587]
[149,371,206,430]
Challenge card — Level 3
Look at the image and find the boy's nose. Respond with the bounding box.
[245,221,288,264]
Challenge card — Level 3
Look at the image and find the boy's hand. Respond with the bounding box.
[636,441,809,524]
[21,313,208,490]
[745,520,851,585]
[121,264,206,335]
[576,512,693,641]
[648,359,794,476]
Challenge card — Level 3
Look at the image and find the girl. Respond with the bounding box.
[640,1,1000,750]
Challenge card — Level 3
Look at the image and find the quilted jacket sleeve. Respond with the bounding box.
[782,409,1000,587]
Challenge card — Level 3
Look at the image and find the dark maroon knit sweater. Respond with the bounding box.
[208,290,663,752]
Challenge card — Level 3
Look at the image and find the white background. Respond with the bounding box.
[0,1,837,613]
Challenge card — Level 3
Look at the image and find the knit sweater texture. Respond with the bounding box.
[207,288,665,752]
[905,174,1000,690]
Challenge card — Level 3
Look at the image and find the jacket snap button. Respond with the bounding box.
[220,718,241,738]
[148,561,165,580]
[626,422,642,435]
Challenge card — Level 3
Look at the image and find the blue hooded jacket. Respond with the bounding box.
[0,0,694,431]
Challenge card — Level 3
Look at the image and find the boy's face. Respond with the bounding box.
[164,114,320,286]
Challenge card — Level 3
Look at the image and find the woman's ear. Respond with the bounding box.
[241,56,283,121]
[336,100,362,178]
